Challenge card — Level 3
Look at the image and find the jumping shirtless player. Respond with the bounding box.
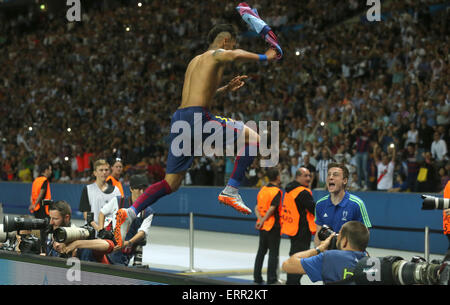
[114,24,278,247]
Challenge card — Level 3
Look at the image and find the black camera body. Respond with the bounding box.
[421,195,450,210]
[318,225,338,250]
[18,234,41,255]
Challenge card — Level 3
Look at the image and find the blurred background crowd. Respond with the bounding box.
[0,0,448,193]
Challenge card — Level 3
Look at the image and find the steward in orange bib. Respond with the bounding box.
[106,158,124,197]
[253,168,282,285]
[29,163,53,219]
[282,167,316,285]
[444,181,450,261]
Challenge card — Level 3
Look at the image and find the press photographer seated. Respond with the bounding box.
[46,200,78,256]
[282,221,369,284]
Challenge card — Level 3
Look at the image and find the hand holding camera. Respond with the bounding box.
[318,225,339,250]
[318,231,337,253]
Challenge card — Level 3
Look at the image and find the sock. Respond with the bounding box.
[227,143,258,189]
[223,185,238,195]
[129,180,172,218]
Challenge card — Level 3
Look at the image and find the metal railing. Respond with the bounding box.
[157,212,444,272]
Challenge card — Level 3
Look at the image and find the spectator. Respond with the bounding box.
[351,121,371,190]
[0,1,447,191]
[416,152,439,193]
[348,172,360,191]
[388,173,408,192]
[316,147,334,188]
[301,154,317,189]
[374,143,396,191]
[417,116,435,160]
[431,131,448,165]
[404,143,420,192]
[404,122,418,148]
[58,170,71,183]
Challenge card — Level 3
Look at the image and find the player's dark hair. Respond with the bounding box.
[207,24,236,44]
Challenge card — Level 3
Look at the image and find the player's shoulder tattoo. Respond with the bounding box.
[212,48,225,57]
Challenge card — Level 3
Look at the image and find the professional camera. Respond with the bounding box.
[421,195,450,210]
[352,256,449,285]
[1,223,42,254]
[53,225,95,243]
[18,234,41,255]
[3,215,50,232]
[318,225,338,250]
[0,224,16,244]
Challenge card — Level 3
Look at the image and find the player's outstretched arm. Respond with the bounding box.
[213,48,277,64]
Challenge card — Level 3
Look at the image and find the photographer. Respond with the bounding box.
[282,221,369,284]
[46,200,76,257]
[46,200,114,263]
[314,163,372,247]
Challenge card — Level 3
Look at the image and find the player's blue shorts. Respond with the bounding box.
[166,106,244,174]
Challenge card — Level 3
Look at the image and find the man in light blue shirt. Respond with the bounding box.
[314,163,371,247]
[282,221,369,284]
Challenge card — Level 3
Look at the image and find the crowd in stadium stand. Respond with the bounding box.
[0,0,448,194]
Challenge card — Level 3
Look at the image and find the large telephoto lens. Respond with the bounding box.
[392,260,441,285]
[421,195,450,210]
[53,227,95,243]
[0,224,16,243]
[3,215,48,232]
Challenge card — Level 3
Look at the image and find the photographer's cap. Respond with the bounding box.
[129,174,149,189]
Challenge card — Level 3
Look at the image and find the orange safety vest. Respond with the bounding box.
[280,186,316,236]
[256,185,282,232]
[107,176,124,197]
[444,181,450,235]
[31,176,51,215]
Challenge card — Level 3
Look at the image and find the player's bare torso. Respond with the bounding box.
[179,50,225,109]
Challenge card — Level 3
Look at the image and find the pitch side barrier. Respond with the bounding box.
[156,212,443,272]
[0,249,234,285]
[0,183,447,253]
